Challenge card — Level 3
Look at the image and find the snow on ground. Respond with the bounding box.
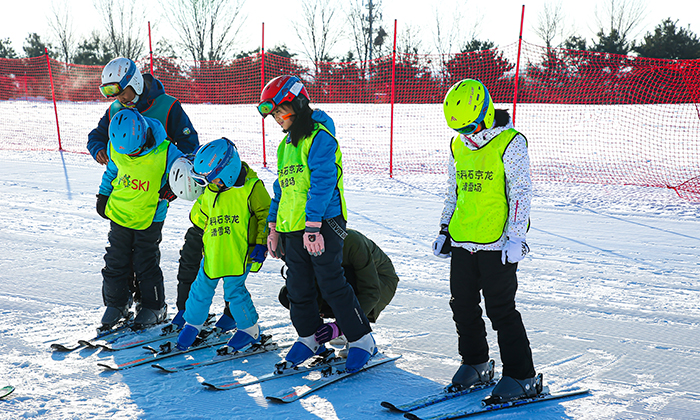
[1,150,700,419]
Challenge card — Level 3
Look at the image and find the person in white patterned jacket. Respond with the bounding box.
[431,78,542,404]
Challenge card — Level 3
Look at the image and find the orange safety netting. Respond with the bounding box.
[0,41,699,199]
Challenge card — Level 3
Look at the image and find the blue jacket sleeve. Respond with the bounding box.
[305,131,342,222]
[87,109,111,160]
[98,152,118,196]
[267,178,282,224]
[166,101,199,154]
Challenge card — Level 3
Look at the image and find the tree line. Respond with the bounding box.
[1,0,699,65]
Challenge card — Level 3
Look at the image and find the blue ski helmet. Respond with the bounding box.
[109,109,149,156]
[192,138,242,188]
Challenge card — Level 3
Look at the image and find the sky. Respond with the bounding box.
[4,0,700,61]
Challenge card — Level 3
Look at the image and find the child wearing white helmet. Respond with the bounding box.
[433,78,541,404]
[96,108,184,330]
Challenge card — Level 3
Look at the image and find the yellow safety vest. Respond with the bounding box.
[106,140,169,230]
[200,176,261,278]
[448,129,520,244]
[275,124,347,233]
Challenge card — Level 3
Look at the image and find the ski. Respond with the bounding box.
[92,313,216,352]
[381,381,497,413]
[97,327,231,371]
[403,387,590,420]
[50,312,135,352]
[0,386,15,399]
[152,335,290,373]
[265,353,401,403]
[202,349,345,390]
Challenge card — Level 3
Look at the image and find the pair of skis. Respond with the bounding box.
[381,378,589,419]
[97,326,231,371]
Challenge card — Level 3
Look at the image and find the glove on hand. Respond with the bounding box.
[432,225,451,258]
[303,223,325,257]
[159,183,177,202]
[314,321,342,344]
[267,224,283,259]
[501,237,529,264]
[96,194,109,219]
[250,244,267,263]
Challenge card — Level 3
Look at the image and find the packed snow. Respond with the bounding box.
[1,103,700,419]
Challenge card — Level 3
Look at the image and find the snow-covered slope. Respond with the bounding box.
[1,150,699,419]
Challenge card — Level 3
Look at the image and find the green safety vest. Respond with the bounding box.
[106,140,170,230]
[109,94,177,130]
[448,128,520,244]
[200,176,262,278]
[275,124,347,233]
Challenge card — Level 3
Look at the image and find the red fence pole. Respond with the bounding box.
[513,5,525,124]
[148,21,154,75]
[45,48,63,151]
[261,22,267,167]
[389,19,397,178]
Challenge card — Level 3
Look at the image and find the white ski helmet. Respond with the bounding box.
[169,157,205,201]
[100,57,144,98]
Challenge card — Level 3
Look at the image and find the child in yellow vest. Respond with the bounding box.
[96,109,184,330]
[175,138,271,351]
[433,79,540,404]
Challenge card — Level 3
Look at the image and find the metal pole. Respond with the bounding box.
[390,19,397,178]
[513,5,525,124]
[148,21,154,75]
[261,22,267,167]
[45,48,63,151]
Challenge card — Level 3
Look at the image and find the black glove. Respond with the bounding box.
[159,183,177,202]
[96,194,109,219]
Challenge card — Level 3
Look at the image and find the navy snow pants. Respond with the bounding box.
[281,216,371,342]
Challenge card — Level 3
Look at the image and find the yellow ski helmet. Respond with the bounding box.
[443,79,495,135]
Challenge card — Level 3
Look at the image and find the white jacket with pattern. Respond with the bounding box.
[439,116,532,252]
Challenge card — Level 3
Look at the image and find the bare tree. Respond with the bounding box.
[161,0,246,62]
[534,1,565,49]
[594,0,646,45]
[431,1,482,55]
[346,0,384,66]
[397,23,423,55]
[94,0,145,60]
[47,0,76,64]
[294,0,340,64]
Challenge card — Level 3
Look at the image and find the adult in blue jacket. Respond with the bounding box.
[88,57,198,165]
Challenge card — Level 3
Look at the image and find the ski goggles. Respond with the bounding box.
[257,100,276,117]
[99,82,124,98]
[455,89,492,136]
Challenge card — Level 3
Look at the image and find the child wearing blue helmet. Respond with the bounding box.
[175,138,271,352]
[96,108,184,330]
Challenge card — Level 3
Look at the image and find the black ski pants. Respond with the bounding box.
[281,216,371,342]
[102,221,165,311]
[450,247,535,380]
[175,225,204,312]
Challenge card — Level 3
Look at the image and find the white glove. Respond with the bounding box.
[501,237,529,264]
[432,226,451,258]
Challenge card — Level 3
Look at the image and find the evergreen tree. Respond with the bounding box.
[592,29,629,55]
[634,18,700,59]
[23,33,54,58]
[73,32,111,66]
[0,38,17,58]
[461,39,495,53]
[563,35,587,51]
